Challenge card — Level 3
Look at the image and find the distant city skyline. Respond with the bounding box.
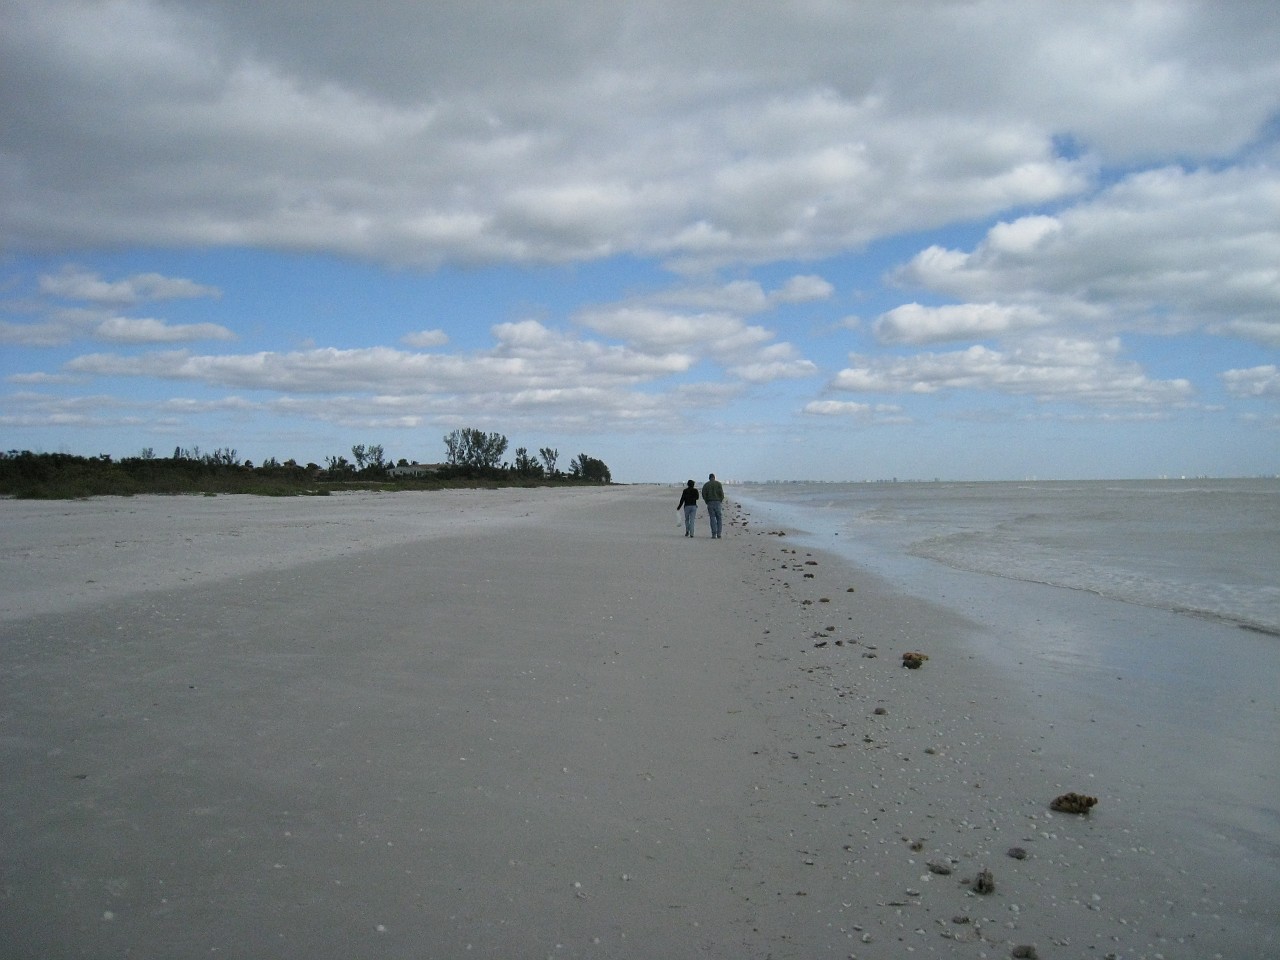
[3,1,1277,482]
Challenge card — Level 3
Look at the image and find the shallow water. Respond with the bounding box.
[736,478,1280,635]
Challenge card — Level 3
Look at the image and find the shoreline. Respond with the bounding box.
[1,488,1275,957]
[736,489,1280,858]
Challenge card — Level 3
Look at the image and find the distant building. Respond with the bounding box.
[388,462,445,478]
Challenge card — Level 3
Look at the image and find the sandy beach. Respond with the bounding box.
[1,487,1275,959]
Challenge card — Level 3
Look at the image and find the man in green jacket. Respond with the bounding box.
[702,473,725,539]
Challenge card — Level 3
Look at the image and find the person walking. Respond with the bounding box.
[702,473,725,538]
[677,480,699,537]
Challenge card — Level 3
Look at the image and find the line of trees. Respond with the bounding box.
[440,428,610,483]
[322,443,387,477]
[0,448,319,498]
[0,431,612,498]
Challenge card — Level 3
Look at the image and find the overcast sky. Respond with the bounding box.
[3,0,1278,481]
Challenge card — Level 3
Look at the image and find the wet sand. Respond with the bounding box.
[1,487,1275,958]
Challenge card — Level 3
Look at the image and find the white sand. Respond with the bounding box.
[0,488,623,624]
[1,487,1275,958]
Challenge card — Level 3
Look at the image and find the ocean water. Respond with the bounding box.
[734,478,1280,637]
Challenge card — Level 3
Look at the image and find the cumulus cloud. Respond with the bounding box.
[803,399,908,423]
[773,274,835,304]
[401,329,449,348]
[648,274,834,314]
[652,280,772,314]
[805,399,873,417]
[893,165,1280,342]
[94,316,236,343]
[6,371,79,385]
[60,317,695,401]
[874,302,1049,345]
[576,306,772,357]
[1212,317,1280,348]
[574,274,823,382]
[3,267,232,346]
[10,1,1276,269]
[1222,365,1280,398]
[1,307,234,346]
[43,307,757,435]
[39,268,221,305]
[0,391,145,428]
[831,336,1193,406]
[1,318,77,347]
[727,341,819,383]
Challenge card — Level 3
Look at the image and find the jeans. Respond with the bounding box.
[683,504,697,536]
[706,500,723,538]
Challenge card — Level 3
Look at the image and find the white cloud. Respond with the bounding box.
[802,399,907,423]
[16,2,1277,267]
[773,274,834,304]
[571,271,827,381]
[575,306,772,357]
[6,371,79,385]
[1212,318,1280,348]
[0,318,77,347]
[894,165,1280,342]
[160,395,259,413]
[831,336,1193,406]
[1238,412,1280,431]
[654,280,771,314]
[94,316,235,343]
[45,307,772,437]
[1,306,234,345]
[874,302,1049,345]
[60,316,697,400]
[728,353,818,384]
[39,268,220,305]
[805,399,873,416]
[0,391,145,428]
[401,329,449,348]
[650,274,836,314]
[1222,365,1280,398]
[490,319,694,379]
[983,215,1063,254]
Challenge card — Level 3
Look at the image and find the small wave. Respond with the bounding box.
[1238,622,1280,639]
[909,541,1280,638]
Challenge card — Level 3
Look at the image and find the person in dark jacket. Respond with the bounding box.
[677,480,699,537]
[702,473,725,538]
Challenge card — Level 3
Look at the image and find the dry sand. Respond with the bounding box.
[1,487,1274,959]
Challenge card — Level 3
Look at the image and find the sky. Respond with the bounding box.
[2,0,1279,483]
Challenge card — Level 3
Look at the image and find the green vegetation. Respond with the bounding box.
[1,431,612,499]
